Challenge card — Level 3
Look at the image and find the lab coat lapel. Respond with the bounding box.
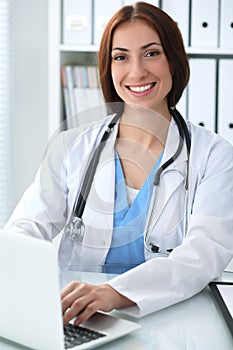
[148,118,189,228]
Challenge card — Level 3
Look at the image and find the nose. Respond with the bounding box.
[128,58,147,80]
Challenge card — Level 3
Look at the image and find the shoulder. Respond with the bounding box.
[63,114,115,147]
[48,115,114,153]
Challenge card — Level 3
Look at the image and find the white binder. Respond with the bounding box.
[218,59,233,145]
[94,0,123,45]
[123,0,159,6]
[187,59,216,132]
[219,0,233,48]
[62,0,92,45]
[190,0,219,48]
[161,0,190,47]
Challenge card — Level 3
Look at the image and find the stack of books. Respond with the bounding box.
[61,64,106,128]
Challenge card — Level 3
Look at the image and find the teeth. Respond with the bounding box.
[129,84,154,92]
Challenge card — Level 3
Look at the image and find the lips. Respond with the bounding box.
[127,83,156,93]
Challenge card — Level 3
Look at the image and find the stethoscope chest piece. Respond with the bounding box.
[64,215,85,242]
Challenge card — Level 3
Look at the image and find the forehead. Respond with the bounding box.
[112,19,161,48]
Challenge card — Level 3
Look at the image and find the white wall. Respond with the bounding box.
[11,0,48,208]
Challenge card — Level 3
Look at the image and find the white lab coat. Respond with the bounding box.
[4,114,233,318]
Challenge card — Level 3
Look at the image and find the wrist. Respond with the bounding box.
[103,283,136,309]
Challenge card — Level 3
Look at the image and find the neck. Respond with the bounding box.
[118,104,171,149]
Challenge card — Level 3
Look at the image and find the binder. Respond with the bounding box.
[62,64,106,128]
[190,0,219,48]
[63,65,77,118]
[217,59,233,145]
[67,88,106,128]
[219,0,233,48]
[161,0,190,47]
[94,0,123,45]
[187,59,216,132]
[61,66,71,119]
[62,0,92,45]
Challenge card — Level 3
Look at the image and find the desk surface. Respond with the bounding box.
[1,269,233,350]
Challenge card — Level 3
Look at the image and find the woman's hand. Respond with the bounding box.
[61,281,135,326]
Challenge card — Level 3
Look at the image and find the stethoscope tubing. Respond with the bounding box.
[73,112,122,218]
[65,107,191,249]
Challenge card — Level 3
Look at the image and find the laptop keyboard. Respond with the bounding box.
[64,323,106,349]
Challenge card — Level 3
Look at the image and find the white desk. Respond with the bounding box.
[1,268,233,350]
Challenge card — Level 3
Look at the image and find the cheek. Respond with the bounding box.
[157,58,173,84]
[111,68,124,96]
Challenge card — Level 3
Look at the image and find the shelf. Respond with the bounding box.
[60,44,99,52]
[48,0,233,145]
[186,47,233,56]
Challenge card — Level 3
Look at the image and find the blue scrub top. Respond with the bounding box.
[105,150,163,273]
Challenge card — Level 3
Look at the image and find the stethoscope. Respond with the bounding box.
[64,107,191,254]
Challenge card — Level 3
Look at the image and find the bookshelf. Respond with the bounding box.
[48,0,233,140]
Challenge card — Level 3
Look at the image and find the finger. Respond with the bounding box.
[73,301,99,326]
[62,285,89,314]
[61,280,79,299]
[63,294,93,325]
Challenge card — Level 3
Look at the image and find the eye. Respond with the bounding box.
[145,50,160,57]
[113,54,126,61]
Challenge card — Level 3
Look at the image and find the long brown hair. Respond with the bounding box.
[98,1,189,110]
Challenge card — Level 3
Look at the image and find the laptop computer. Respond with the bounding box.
[0,231,140,350]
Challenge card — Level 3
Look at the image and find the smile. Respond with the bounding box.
[127,83,156,93]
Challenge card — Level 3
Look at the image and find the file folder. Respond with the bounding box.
[219,0,233,48]
[190,0,219,48]
[161,0,190,47]
[187,59,216,132]
[62,64,106,127]
[94,0,123,45]
[62,0,92,45]
[63,65,77,118]
[217,59,233,145]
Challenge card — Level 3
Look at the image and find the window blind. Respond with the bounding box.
[0,0,13,227]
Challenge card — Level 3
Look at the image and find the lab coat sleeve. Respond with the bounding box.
[4,131,69,240]
[107,137,233,318]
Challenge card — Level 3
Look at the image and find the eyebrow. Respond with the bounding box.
[112,41,162,52]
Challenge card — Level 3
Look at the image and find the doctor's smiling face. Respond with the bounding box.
[111,19,172,118]
[98,2,189,115]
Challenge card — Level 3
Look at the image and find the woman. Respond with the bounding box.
[4,2,233,326]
